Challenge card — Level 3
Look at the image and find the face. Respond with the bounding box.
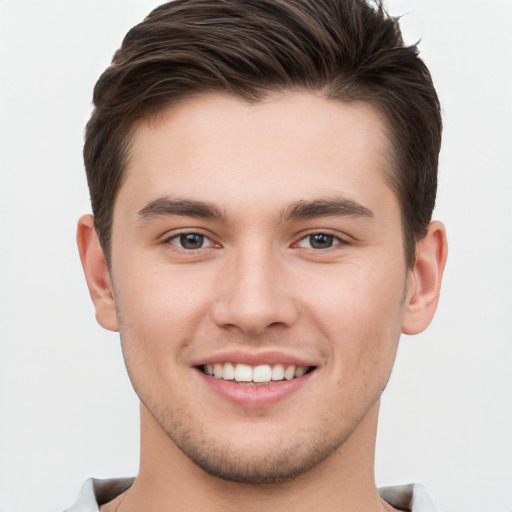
[108,92,413,483]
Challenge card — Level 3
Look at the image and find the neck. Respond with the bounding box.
[106,401,392,512]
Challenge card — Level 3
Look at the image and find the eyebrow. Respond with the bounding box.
[137,197,226,222]
[136,196,374,224]
[281,198,375,221]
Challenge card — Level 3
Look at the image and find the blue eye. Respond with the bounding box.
[168,233,210,250]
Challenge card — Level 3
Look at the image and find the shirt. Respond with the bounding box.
[64,477,438,512]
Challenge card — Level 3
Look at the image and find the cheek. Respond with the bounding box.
[308,256,405,320]
[112,263,214,365]
[304,260,406,369]
[114,272,206,405]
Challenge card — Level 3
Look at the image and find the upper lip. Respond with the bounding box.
[190,349,318,368]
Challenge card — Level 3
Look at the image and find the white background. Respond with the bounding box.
[1,1,511,511]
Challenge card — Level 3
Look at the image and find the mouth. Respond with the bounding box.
[199,362,316,385]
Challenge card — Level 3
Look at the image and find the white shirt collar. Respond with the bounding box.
[65,478,438,512]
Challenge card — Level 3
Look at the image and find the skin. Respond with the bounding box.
[78,92,447,512]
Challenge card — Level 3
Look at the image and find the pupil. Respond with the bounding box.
[180,233,204,249]
[310,233,333,249]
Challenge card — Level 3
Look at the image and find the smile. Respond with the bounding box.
[201,362,315,384]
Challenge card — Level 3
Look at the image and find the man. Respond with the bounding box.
[68,0,447,510]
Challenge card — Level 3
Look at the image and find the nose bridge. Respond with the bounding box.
[212,240,297,334]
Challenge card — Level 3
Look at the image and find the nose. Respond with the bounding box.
[211,244,299,335]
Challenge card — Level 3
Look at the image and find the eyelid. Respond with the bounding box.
[294,230,350,249]
[162,230,220,250]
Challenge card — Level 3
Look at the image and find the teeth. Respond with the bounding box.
[253,365,272,383]
[294,366,308,378]
[213,363,223,378]
[271,364,284,381]
[284,365,295,380]
[203,362,310,383]
[223,362,235,380]
[234,363,252,382]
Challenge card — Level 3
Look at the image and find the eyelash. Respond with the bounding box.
[295,232,348,250]
[163,231,348,252]
[164,232,217,251]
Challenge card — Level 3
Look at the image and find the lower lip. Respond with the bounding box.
[197,369,313,409]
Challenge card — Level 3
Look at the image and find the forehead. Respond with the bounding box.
[120,92,396,219]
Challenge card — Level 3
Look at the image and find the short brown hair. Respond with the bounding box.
[84,0,441,266]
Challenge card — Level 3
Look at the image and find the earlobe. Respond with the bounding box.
[76,214,119,332]
[402,221,448,335]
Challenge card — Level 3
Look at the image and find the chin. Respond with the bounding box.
[151,405,358,485]
[173,434,342,484]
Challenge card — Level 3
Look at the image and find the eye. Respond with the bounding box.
[297,232,343,250]
[167,232,214,250]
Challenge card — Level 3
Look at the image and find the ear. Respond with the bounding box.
[402,221,448,335]
[77,214,119,332]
